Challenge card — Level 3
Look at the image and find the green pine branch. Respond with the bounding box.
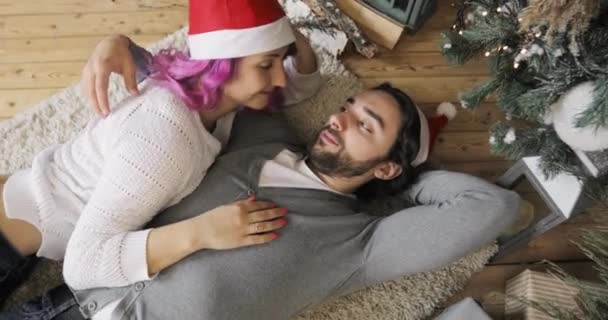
[576,76,608,129]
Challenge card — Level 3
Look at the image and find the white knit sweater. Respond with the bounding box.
[4,56,321,290]
[43,83,220,290]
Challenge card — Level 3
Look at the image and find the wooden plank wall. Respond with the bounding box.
[1,1,605,319]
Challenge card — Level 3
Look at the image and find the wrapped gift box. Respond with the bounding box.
[433,297,492,320]
[505,269,608,320]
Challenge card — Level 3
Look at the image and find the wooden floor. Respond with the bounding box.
[1,1,605,319]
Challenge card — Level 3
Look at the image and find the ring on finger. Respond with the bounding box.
[255,223,265,233]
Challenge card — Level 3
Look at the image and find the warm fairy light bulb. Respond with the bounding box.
[497,7,502,12]
[485,51,491,57]
[503,45,509,50]
[521,48,528,54]
[514,62,520,68]
[535,32,542,37]
[482,11,488,16]
[458,30,463,35]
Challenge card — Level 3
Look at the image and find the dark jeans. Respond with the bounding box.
[0,230,37,308]
[0,285,83,320]
[1,231,83,320]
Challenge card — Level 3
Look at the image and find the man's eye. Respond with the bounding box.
[359,121,371,132]
[259,63,273,69]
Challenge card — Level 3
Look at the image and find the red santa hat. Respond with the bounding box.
[188,0,295,60]
[411,102,457,167]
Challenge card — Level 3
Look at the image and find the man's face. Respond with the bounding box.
[308,89,403,177]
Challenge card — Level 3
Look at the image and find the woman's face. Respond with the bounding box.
[222,46,290,110]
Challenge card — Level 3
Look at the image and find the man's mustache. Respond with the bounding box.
[318,125,343,147]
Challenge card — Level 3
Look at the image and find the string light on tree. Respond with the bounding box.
[503,128,516,144]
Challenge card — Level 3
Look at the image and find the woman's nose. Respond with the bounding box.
[271,63,287,88]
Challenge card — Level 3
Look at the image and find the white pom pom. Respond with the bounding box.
[437,102,457,120]
[504,128,516,144]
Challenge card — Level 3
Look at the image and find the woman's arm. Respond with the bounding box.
[62,120,198,289]
[146,198,287,275]
[291,28,318,74]
[62,121,287,289]
[282,29,323,106]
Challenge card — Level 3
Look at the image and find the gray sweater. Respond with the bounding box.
[72,110,520,319]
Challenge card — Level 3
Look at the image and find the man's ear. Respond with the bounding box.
[373,161,402,181]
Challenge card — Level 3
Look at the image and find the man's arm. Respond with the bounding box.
[361,170,520,286]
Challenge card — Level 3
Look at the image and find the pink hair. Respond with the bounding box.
[148,48,236,111]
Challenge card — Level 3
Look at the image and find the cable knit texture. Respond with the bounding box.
[34,83,220,290]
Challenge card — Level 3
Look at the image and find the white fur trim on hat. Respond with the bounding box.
[411,106,430,167]
[188,16,295,60]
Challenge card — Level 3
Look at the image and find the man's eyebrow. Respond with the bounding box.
[363,106,385,130]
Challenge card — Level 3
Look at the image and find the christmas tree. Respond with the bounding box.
[441,1,608,318]
[440,0,608,205]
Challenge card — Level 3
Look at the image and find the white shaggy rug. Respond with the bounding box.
[0,28,497,319]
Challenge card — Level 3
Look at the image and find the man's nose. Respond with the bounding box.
[329,113,346,131]
[271,63,287,88]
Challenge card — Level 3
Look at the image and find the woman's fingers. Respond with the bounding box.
[246,217,287,235]
[243,232,279,246]
[240,198,276,213]
[122,58,139,95]
[248,206,287,224]
[95,68,112,117]
[82,62,101,116]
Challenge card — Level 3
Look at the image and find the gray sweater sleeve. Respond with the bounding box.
[361,170,520,286]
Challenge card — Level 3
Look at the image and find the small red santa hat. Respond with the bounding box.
[411,102,457,167]
[188,0,295,60]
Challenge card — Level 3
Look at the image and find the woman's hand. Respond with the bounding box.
[193,197,288,250]
[291,27,318,74]
[81,34,139,117]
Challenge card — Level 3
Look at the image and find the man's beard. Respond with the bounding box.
[307,127,384,178]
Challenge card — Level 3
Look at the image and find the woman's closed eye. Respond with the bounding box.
[259,61,273,69]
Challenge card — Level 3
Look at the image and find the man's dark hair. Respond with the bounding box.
[354,82,429,200]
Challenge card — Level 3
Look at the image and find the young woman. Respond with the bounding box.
[0,0,321,298]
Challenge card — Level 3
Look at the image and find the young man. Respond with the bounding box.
[1,83,519,320]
